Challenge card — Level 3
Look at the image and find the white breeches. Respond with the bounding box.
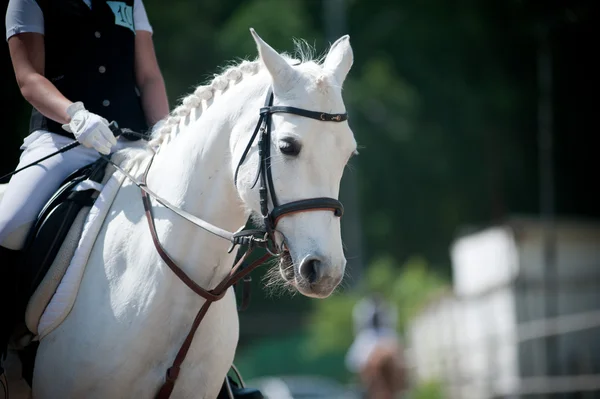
[0,130,127,250]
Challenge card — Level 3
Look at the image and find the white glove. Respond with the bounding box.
[62,102,117,155]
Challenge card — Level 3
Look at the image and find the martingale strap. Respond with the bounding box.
[140,160,272,399]
[134,85,349,399]
[153,248,270,399]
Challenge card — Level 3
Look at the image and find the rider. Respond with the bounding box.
[0,0,169,385]
[345,293,406,398]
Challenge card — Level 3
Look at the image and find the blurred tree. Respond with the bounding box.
[305,255,448,358]
[235,256,448,382]
[1,2,596,368]
[217,0,321,60]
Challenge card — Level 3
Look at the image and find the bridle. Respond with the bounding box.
[105,86,348,398]
[233,88,345,253]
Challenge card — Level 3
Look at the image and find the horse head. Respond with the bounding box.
[232,29,357,298]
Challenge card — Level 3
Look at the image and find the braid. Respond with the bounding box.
[148,60,262,148]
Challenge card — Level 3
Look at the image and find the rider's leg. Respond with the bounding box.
[0,131,103,250]
[0,130,102,382]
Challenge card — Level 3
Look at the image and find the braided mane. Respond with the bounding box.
[148,60,259,148]
[149,40,319,149]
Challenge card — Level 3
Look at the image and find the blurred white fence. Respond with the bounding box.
[405,217,600,398]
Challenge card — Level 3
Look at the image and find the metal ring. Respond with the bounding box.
[264,232,281,257]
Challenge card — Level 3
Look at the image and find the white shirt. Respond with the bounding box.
[346,296,401,373]
[345,327,400,373]
[352,296,398,335]
[5,0,153,41]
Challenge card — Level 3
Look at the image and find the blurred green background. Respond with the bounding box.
[1,0,597,396]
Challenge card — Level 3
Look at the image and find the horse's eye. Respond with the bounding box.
[279,138,301,156]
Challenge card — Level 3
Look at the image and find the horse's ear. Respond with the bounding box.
[250,28,296,91]
[323,35,353,85]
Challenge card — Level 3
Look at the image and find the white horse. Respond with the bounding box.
[17,29,357,399]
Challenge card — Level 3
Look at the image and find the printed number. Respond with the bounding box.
[107,1,135,32]
[117,5,133,27]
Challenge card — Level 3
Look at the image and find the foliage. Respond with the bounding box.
[303,291,362,356]
[217,0,321,61]
[233,255,448,381]
[234,332,352,383]
[305,255,449,358]
[3,0,592,273]
[409,379,446,399]
[1,1,595,384]
[136,0,550,275]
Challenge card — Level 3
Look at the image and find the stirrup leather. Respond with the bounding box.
[220,364,264,399]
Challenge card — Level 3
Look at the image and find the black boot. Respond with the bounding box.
[0,246,23,369]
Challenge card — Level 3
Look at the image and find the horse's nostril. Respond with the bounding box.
[299,256,323,284]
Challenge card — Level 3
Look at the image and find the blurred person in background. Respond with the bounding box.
[345,293,406,399]
[1,0,169,392]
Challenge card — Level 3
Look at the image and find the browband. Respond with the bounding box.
[260,106,348,122]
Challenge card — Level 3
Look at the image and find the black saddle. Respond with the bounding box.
[218,375,264,399]
[9,157,109,384]
[20,157,109,304]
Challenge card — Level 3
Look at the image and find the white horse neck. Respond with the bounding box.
[144,70,267,288]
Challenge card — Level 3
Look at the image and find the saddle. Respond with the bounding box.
[19,158,109,333]
[8,156,262,399]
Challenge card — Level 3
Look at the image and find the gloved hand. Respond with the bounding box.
[62,102,117,155]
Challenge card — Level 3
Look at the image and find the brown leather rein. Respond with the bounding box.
[136,156,270,399]
[101,86,348,398]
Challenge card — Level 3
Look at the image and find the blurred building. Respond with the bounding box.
[405,216,600,399]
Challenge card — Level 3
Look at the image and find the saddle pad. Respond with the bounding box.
[34,160,131,340]
[25,206,91,334]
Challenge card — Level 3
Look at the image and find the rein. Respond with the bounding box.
[137,87,348,398]
[0,122,126,182]
[7,86,348,398]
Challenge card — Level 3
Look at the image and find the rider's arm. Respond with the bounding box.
[133,0,169,127]
[9,35,114,154]
[134,31,169,127]
[6,0,73,125]
[8,34,73,125]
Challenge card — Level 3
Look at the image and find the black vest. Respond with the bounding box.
[31,0,148,138]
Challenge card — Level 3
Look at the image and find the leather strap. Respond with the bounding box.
[130,85,350,398]
[154,250,271,399]
[137,157,273,399]
[261,106,348,122]
[103,154,236,243]
[270,197,344,227]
